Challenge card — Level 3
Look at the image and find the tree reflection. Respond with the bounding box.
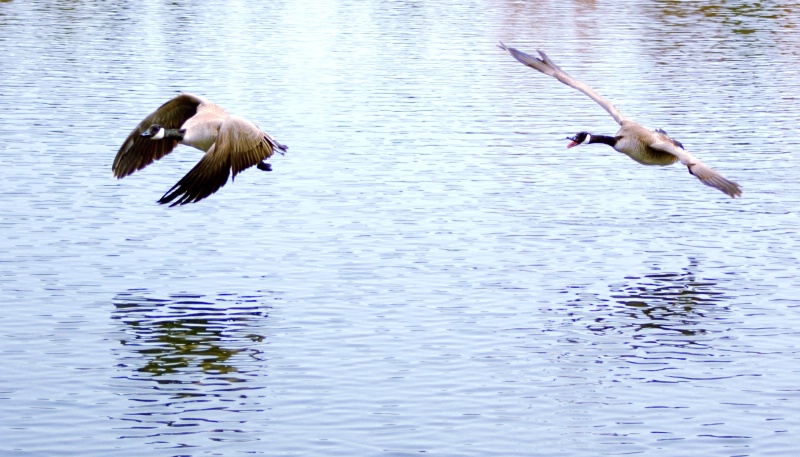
[650,0,797,28]
[112,291,270,382]
[110,290,275,440]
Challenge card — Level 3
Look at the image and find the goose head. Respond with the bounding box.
[566,132,591,149]
[141,124,166,140]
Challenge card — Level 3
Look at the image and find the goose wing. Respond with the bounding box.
[157,115,278,206]
[113,93,207,178]
[650,141,742,198]
[498,42,628,125]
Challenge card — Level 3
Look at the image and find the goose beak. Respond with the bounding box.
[140,131,153,138]
[566,136,578,149]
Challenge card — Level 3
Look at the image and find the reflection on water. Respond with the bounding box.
[578,259,728,338]
[560,259,741,382]
[110,290,273,441]
[3,0,800,455]
[651,0,799,33]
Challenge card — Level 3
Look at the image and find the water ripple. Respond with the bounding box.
[110,290,275,445]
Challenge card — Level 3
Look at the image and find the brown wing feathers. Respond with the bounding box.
[158,118,276,206]
[115,94,285,206]
[157,145,232,206]
[112,94,202,178]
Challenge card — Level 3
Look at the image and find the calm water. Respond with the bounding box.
[2,0,800,456]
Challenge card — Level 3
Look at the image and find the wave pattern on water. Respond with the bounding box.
[2,0,800,456]
[110,291,275,446]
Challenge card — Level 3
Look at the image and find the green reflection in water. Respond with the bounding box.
[112,291,272,381]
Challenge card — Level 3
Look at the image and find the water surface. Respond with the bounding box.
[1,1,800,456]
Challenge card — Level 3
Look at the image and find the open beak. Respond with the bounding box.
[566,136,578,149]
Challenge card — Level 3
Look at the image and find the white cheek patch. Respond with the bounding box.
[152,128,166,140]
[583,134,591,144]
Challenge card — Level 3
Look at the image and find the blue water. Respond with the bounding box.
[1,1,800,456]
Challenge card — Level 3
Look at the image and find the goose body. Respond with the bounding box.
[498,43,741,198]
[113,93,287,206]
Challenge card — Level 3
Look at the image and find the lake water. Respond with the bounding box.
[2,1,800,456]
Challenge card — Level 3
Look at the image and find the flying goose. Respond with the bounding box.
[113,93,287,206]
[498,43,741,198]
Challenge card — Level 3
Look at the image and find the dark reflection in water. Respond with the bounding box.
[651,0,798,32]
[590,259,728,338]
[110,290,275,442]
[562,259,738,379]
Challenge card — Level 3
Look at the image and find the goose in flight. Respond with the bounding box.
[498,43,741,198]
[113,93,287,206]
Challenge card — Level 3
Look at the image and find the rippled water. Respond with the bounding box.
[2,1,800,456]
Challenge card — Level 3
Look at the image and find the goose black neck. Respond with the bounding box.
[165,128,186,140]
[589,134,617,146]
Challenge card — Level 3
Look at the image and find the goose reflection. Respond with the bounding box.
[568,259,731,339]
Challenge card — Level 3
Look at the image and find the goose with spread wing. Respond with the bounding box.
[498,43,741,198]
[113,93,287,206]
